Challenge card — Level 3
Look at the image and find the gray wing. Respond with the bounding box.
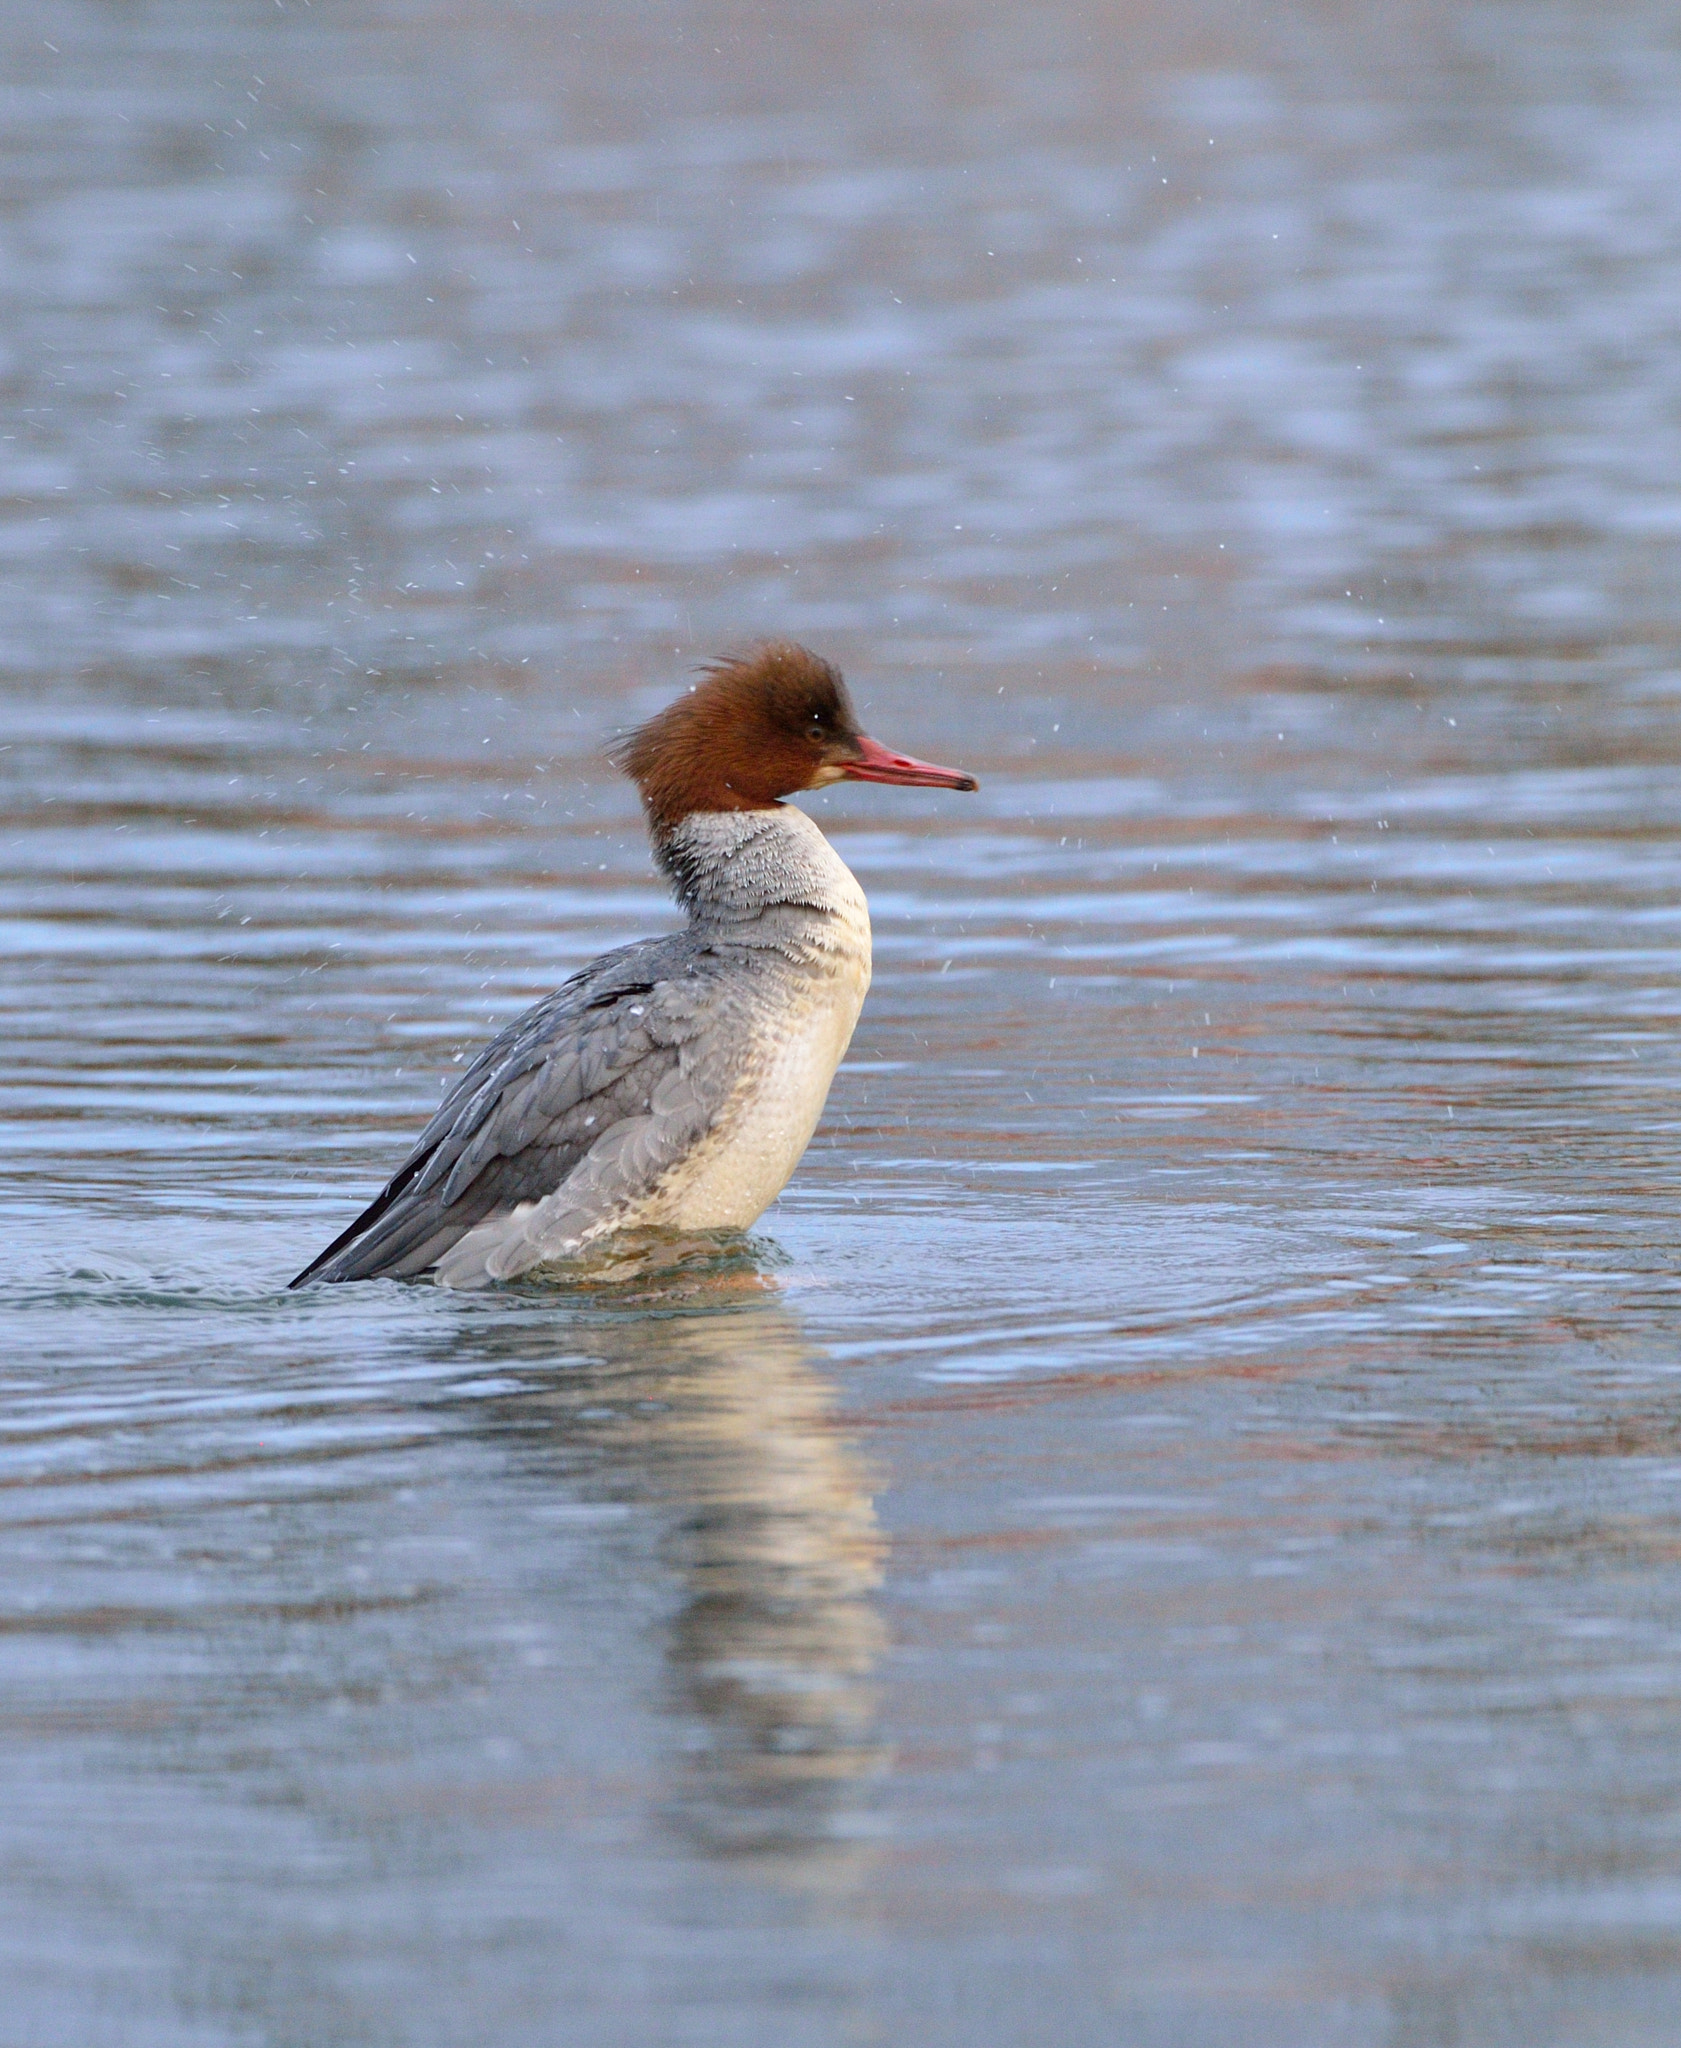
[291,935,746,1287]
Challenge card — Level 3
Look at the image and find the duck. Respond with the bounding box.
[291,642,977,1287]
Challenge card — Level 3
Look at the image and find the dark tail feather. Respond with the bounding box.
[289,1153,429,1288]
[290,1152,514,1288]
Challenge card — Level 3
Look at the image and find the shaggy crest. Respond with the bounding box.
[613,642,862,829]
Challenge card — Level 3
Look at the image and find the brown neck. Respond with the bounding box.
[636,761,782,834]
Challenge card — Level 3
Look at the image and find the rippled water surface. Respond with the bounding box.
[9,1,1681,2041]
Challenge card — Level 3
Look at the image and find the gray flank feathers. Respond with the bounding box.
[290,936,748,1288]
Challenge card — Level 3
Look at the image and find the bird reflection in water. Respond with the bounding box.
[454,1238,889,1864]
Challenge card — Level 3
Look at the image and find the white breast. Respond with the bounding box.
[645,820,871,1233]
[650,960,869,1232]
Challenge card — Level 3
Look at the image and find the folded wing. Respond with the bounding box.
[290,937,742,1287]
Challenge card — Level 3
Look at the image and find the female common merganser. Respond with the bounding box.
[291,642,977,1288]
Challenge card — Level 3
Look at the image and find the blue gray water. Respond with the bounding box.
[8,1,1681,2041]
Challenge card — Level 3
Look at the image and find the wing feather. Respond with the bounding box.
[290,936,739,1286]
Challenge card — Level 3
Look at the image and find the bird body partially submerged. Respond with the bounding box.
[291,644,974,1289]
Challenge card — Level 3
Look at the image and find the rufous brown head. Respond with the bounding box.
[614,642,978,830]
